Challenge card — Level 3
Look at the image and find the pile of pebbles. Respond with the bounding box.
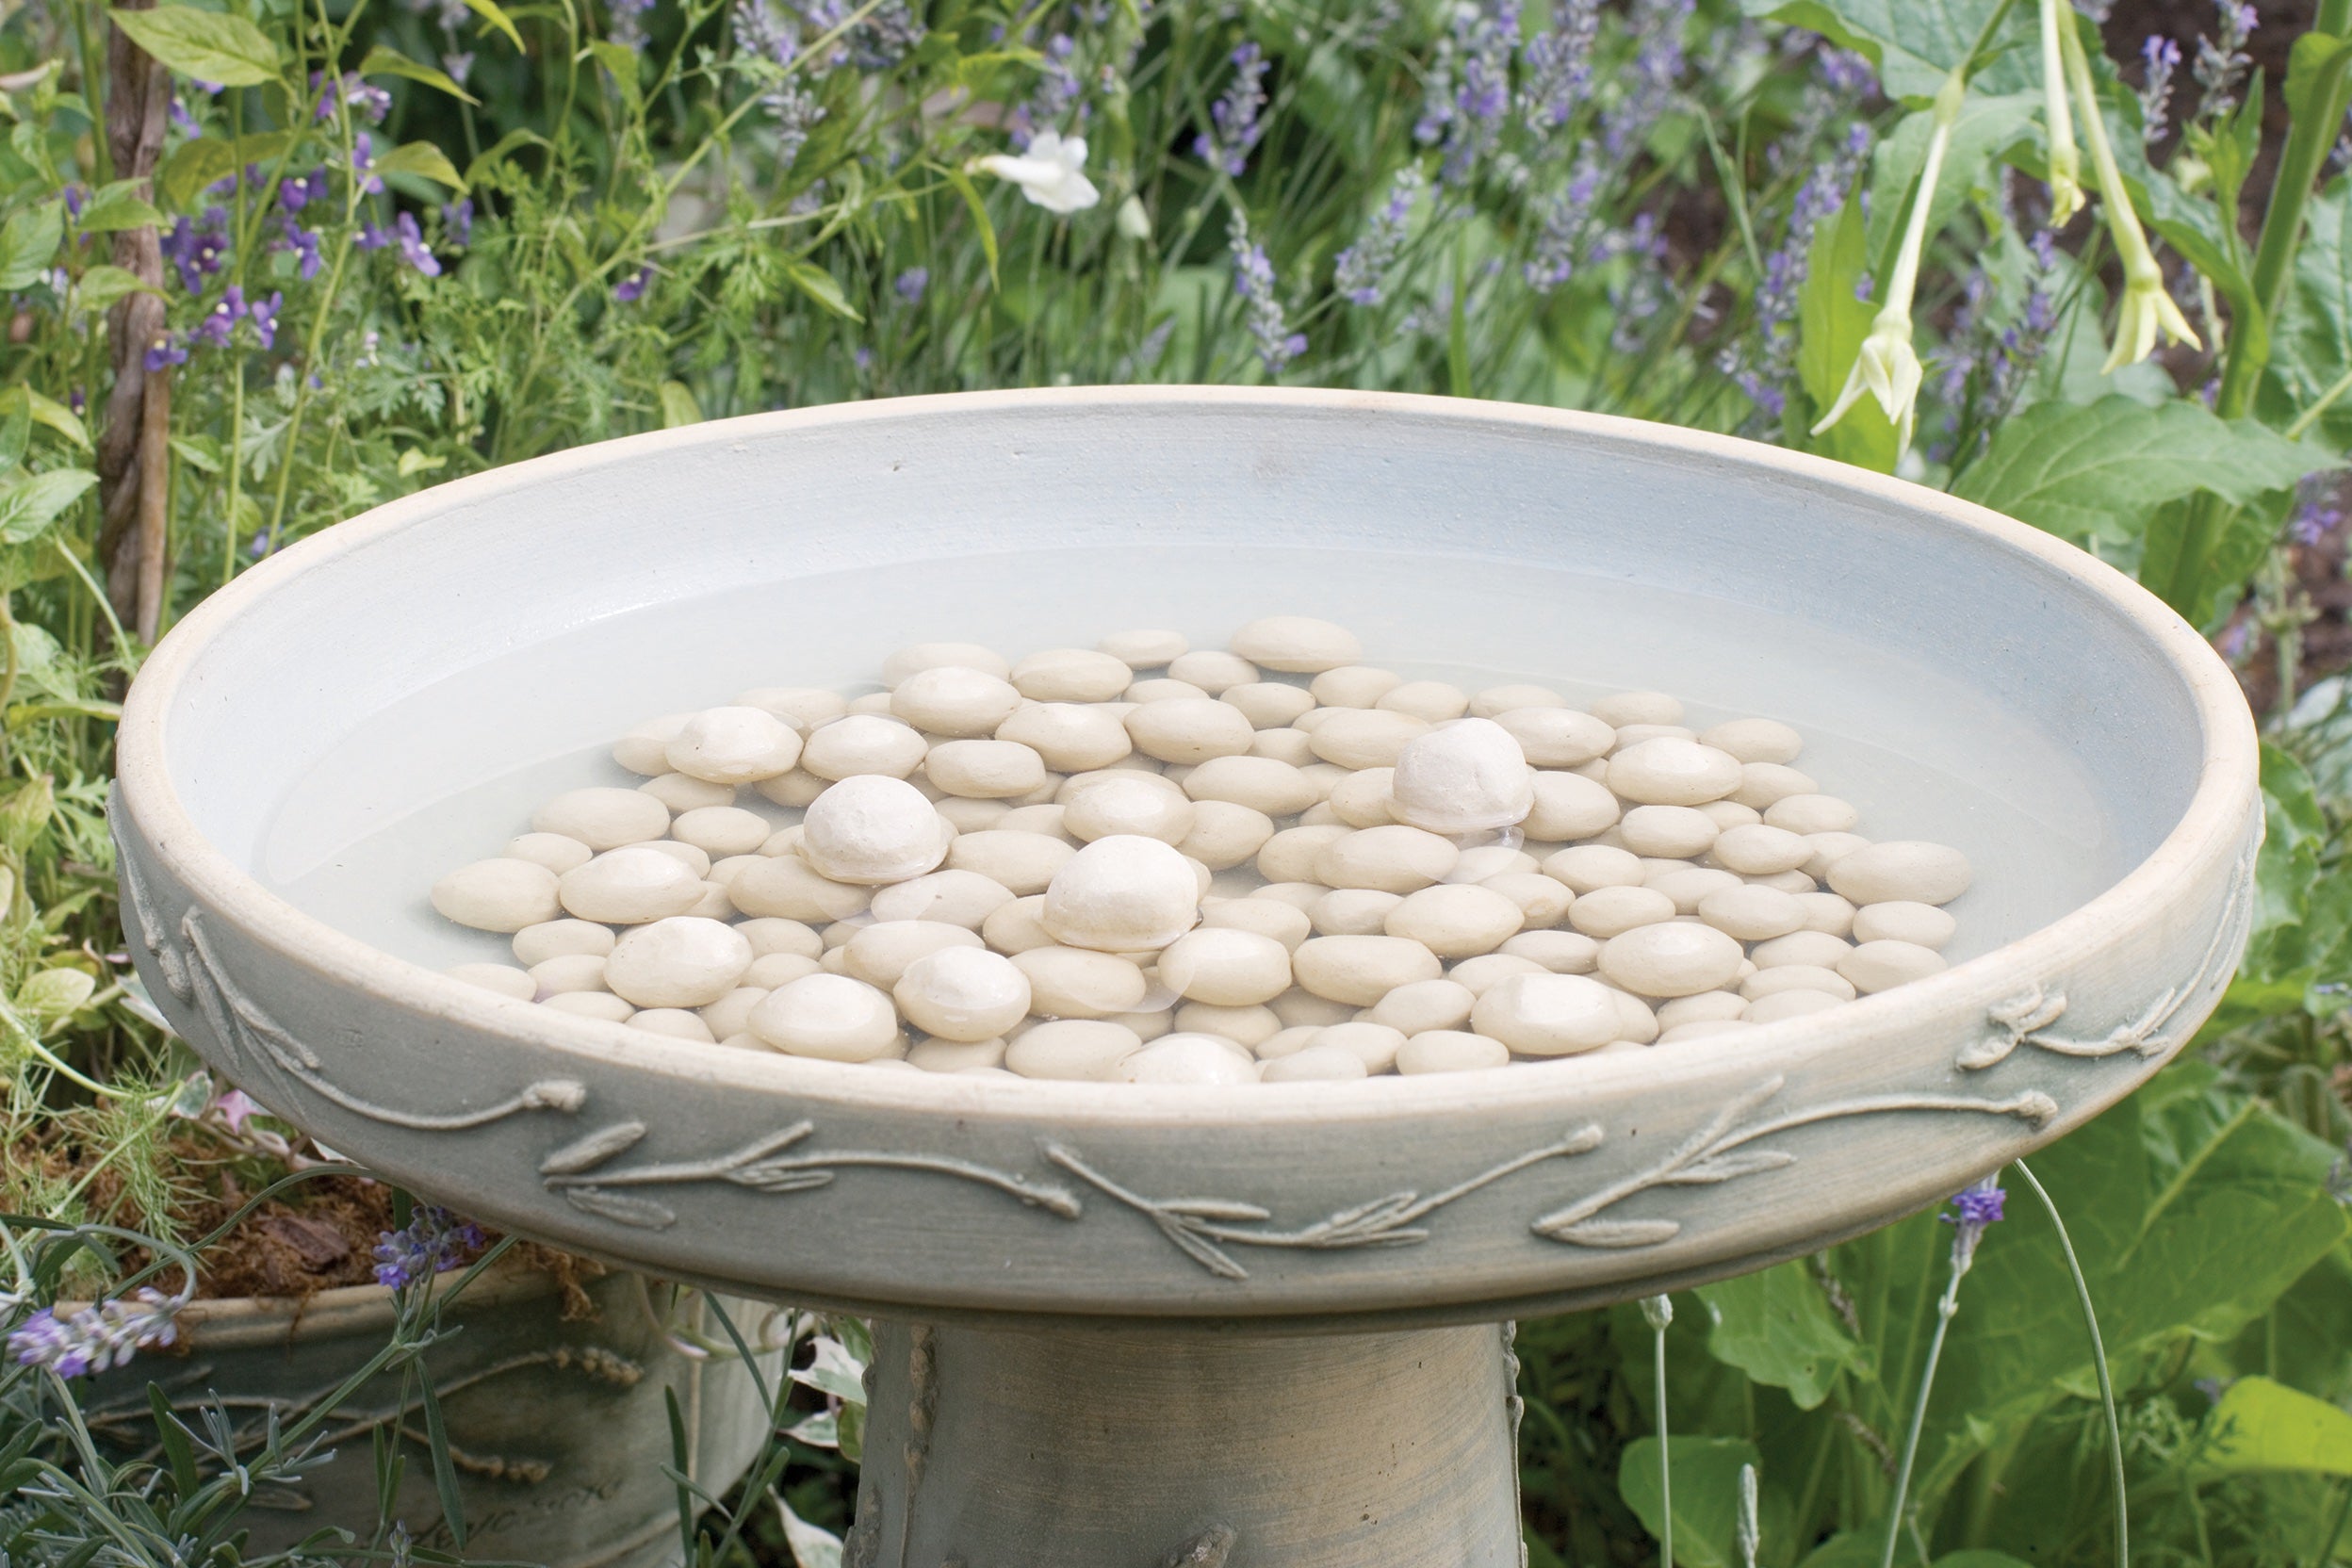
[429,617,1971,1085]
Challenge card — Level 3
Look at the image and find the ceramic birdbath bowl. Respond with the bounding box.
[110,388,2259,1567]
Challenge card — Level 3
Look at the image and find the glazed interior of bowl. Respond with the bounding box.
[169,390,2191,1001]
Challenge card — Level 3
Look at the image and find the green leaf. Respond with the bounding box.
[148,1384,200,1498]
[789,1335,867,1403]
[74,176,163,234]
[71,264,155,314]
[2197,1376,2352,1477]
[584,39,641,110]
[658,381,702,428]
[417,1373,466,1549]
[783,258,862,322]
[0,400,31,478]
[107,6,280,87]
[776,1496,844,1568]
[18,968,95,1016]
[1950,395,2328,544]
[0,469,97,543]
[0,385,89,449]
[941,164,998,288]
[1617,1436,1761,1568]
[358,43,479,105]
[1696,1260,1868,1410]
[156,137,234,213]
[1739,0,2035,102]
[1795,195,1898,473]
[2285,32,2352,126]
[1866,92,2040,277]
[0,202,62,291]
[375,139,466,190]
[461,0,526,53]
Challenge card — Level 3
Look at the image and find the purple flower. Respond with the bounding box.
[2193,2,2257,122]
[279,167,332,213]
[2289,473,2345,547]
[8,1288,181,1379]
[1601,0,1691,161]
[611,0,656,48]
[2141,36,2181,145]
[1011,33,1085,150]
[1415,0,1519,184]
[1333,169,1420,306]
[394,211,441,276]
[1193,41,1268,178]
[213,1087,259,1132]
[169,94,198,137]
[372,1205,485,1291]
[731,0,825,163]
[1941,1174,2005,1273]
[615,264,654,302]
[273,215,322,281]
[60,185,84,220]
[68,385,83,416]
[351,133,384,196]
[161,208,229,292]
[316,71,394,123]
[1519,0,1599,134]
[443,198,473,248]
[893,266,928,304]
[142,333,188,373]
[1526,166,1601,291]
[356,221,391,252]
[249,290,283,350]
[1228,215,1302,374]
[191,284,247,349]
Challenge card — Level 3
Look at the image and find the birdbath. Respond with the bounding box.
[111,389,2258,1567]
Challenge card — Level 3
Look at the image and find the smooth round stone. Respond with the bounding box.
[689,881,736,921]
[1606,988,1662,1043]
[1099,629,1188,669]
[756,770,830,808]
[1598,923,1744,998]
[530,953,609,995]
[1012,945,1149,1017]
[1765,793,1862,835]
[1660,1019,1752,1043]
[1308,1021,1405,1073]
[1745,988,1846,1024]
[1307,709,1429,769]
[1792,891,1857,937]
[1291,935,1443,1005]
[1310,665,1404,708]
[744,951,819,988]
[1698,884,1805,941]
[1250,728,1317,766]
[1168,650,1260,694]
[1607,739,1742,807]
[1468,683,1566,718]
[869,869,1017,930]
[1448,846,1539,887]
[1125,697,1256,764]
[641,773,738,813]
[1446,953,1547,996]
[1010,648,1133,703]
[1369,681,1464,724]
[1472,972,1620,1055]
[1384,884,1524,958]
[748,973,903,1060]
[945,830,1075,896]
[612,713,687,776]
[514,918,617,967]
[667,806,773,858]
[733,687,848,731]
[841,921,985,988]
[1250,824,1348,883]
[1544,844,1646,893]
[433,858,562,932]
[1172,1002,1282,1046]
[604,916,754,1007]
[1656,990,1750,1029]
[981,894,1056,955]
[1700,718,1803,764]
[1157,927,1293,1005]
[801,715,930,780]
[1387,718,1534,835]
[1710,824,1812,876]
[1120,1034,1260,1084]
[1260,1044,1370,1083]
[799,775,950,886]
[1041,834,1200,952]
[1492,708,1615,769]
[1732,762,1819,810]
[1566,885,1675,939]
[890,666,1024,738]
[1250,884,1328,917]
[1588,691,1684,727]
[447,962,535,1001]
[924,739,1049,800]
[700,986,772,1039]
[738,917,825,958]
[1222,682,1318,729]
[1006,1019,1147,1079]
[727,855,874,923]
[1646,866,1743,915]
[1322,769,1393,829]
[1826,841,1973,906]
[506,831,595,874]
[1200,896,1312,951]
[1062,773,1196,845]
[997,702,1134,771]
[1128,678,1211,704]
[1480,872,1575,928]
[558,847,705,924]
[1311,889,1404,938]
[903,1036,1007,1072]
[1229,615,1362,674]
[1396,1031,1511,1074]
[642,839,714,878]
[1609,725,1697,753]
[533,787,671,852]
[1838,939,1949,994]
[1498,929,1600,973]
[1181,756,1318,817]
[542,991,634,1022]
[1854,901,1958,949]
[895,947,1032,1041]
[627,1007,717,1042]
[1177,800,1277,871]
[1619,805,1720,858]
[1750,870,1818,896]
[1742,964,1856,1002]
[883,642,1012,686]
[1365,978,1476,1036]
[1698,800,1763,831]
[1749,929,1854,970]
[1315,825,1460,893]
[665,707,804,784]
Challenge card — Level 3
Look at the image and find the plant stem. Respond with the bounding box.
[2315,1475,2352,1565]
[1643,1293,1674,1568]
[2014,1158,2127,1568]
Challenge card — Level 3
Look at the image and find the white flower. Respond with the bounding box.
[972,130,1101,216]
[2039,0,2085,225]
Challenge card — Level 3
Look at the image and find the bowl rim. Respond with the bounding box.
[114,384,2260,1121]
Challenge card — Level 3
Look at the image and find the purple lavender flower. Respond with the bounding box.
[1334,169,1421,306]
[2288,474,2345,547]
[1940,1174,2006,1273]
[394,212,441,276]
[1525,165,1600,291]
[615,264,655,302]
[372,1205,485,1290]
[1519,0,1599,134]
[1817,47,1873,97]
[1229,220,1305,374]
[732,0,826,163]
[610,0,656,48]
[249,290,283,351]
[2193,2,2257,122]
[248,529,272,559]
[2141,36,2181,146]
[1601,0,1691,161]
[161,208,229,292]
[443,198,473,248]
[352,133,384,197]
[893,266,928,304]
[1011,33,1085,150]
[1731,120,1870,411]
[1415,0,1519,185]
[796,0,923,71]
[8,1288,181,1378]
[1194,42,1269,179]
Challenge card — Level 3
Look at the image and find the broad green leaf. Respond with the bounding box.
[2197,1376,2352,1477]
[358,43,479,105]
[776,1495,843,1568]
[2285,32,2352,127]
[0,202,61,291]
[0,469,97,543]
[74,177,163,233]
[788,1335,867,1403]
[0,401,30,478]
[17,968,94,1016]
[156,136,235,212]
[1794,196,1897,473]
[1866,92,2039,278]
[107,6,280,87]
[465,125,554,186]
[1739,0,2034,102]
[783,258,862,322]
[1617,1436,1760,1568]
[462,0,526,53]
[375,139,466,190]
[0,385,88,449]
[584,40,641,110]
[658,381,702,428]
[1698,1262,1870,1410]
[1951,395,2327,545]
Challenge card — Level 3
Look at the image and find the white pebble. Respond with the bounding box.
[800,776,950,885]
[612,714,687,776]
[1290,935,1443,1005]
[1397,1031,1511,1074]
[1063,773,1197,844]
[1697,885,1805,941]
[1699,800,1762,830]
[1607,739,1743,806]
[891,666,1024,737]
[1308,709,1429,769]
[604,916,753,1007]
[1010,647,1134,702]
[748,973,903,1060]
[534,787,671,852]
[1700,718,1804,764]
[1222,682,1317,729]
[1646,866,1743,914]
[663,806,770,858]
[1853,901,1958,949]
[433,858,562,933]
[1251,727,1318,766]
[1385,884,1525,958]
[801,715,930,780]
[1315,1021,1407,1072]
[1311,889,1404,937]
[1379,681,1470,723]
[1498,930,1601,973]
[666,707,804,784]
[896,946,1032,1041]
[869,869,1016,930]
[1733,762,1818,809]
[1589,691,1684,727]
[1121,1034,1259,1084]
[946,829,1074,895]
[1825,841,1973,906]
[1006,1019,1145,1078]
[1229,616,1363,674]
[1598,923,1744,997]
[739,917,825,957]
[1473,972,1624,1055]
[1543,844,1645,893]
[531,954,609,995]
[1657,990,1750,1029]
[981,893,1056,955]
[1619,805,1719,858]
[543,991,633,1022]
[1178,801,1277,870]
[1255,824,1351,883]
[1838,939,1949,994]
[841,921,984,988]
[1042,834,1200,951]
[1172,1002,1282,1045]
[926,739,1049,799]
[1261,1044,1370,1082]
[1182,755,1319,817]
[1765,793,1862,835]
[997,703,1135,771]
[1157,927,1294,1005]
[907,1036,1009,1072]
[1200,896,1312,950]
[1388,718,1535,834]
[1567,885,1675,939]
[1481,872,1576,928]
[756,770,829,808]
[1316,825,1460,893]
[1742,965,1855,1002]
[1366,978,1475,1036]
[1792,891,1857,937]
[700,986,771,1039]
[1125,697,1257,764]
[506,832,594,874]
[1012,944,1150,1017]
[727,856,874,923]
[1168,650,1260,693]
[1099,629,1188,669]
[1493,708,1615,768]
[641,840,713,878]
[514,919,616,967]
[1710,824,1812,875]
[1129,678,1211,703]
[1749,929,1854,970]
[1745,989,1846,1024]
[628,1008,717,1042]
[1310,666,1405,708]
[641,774,737,813]
[558,847,705,924]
